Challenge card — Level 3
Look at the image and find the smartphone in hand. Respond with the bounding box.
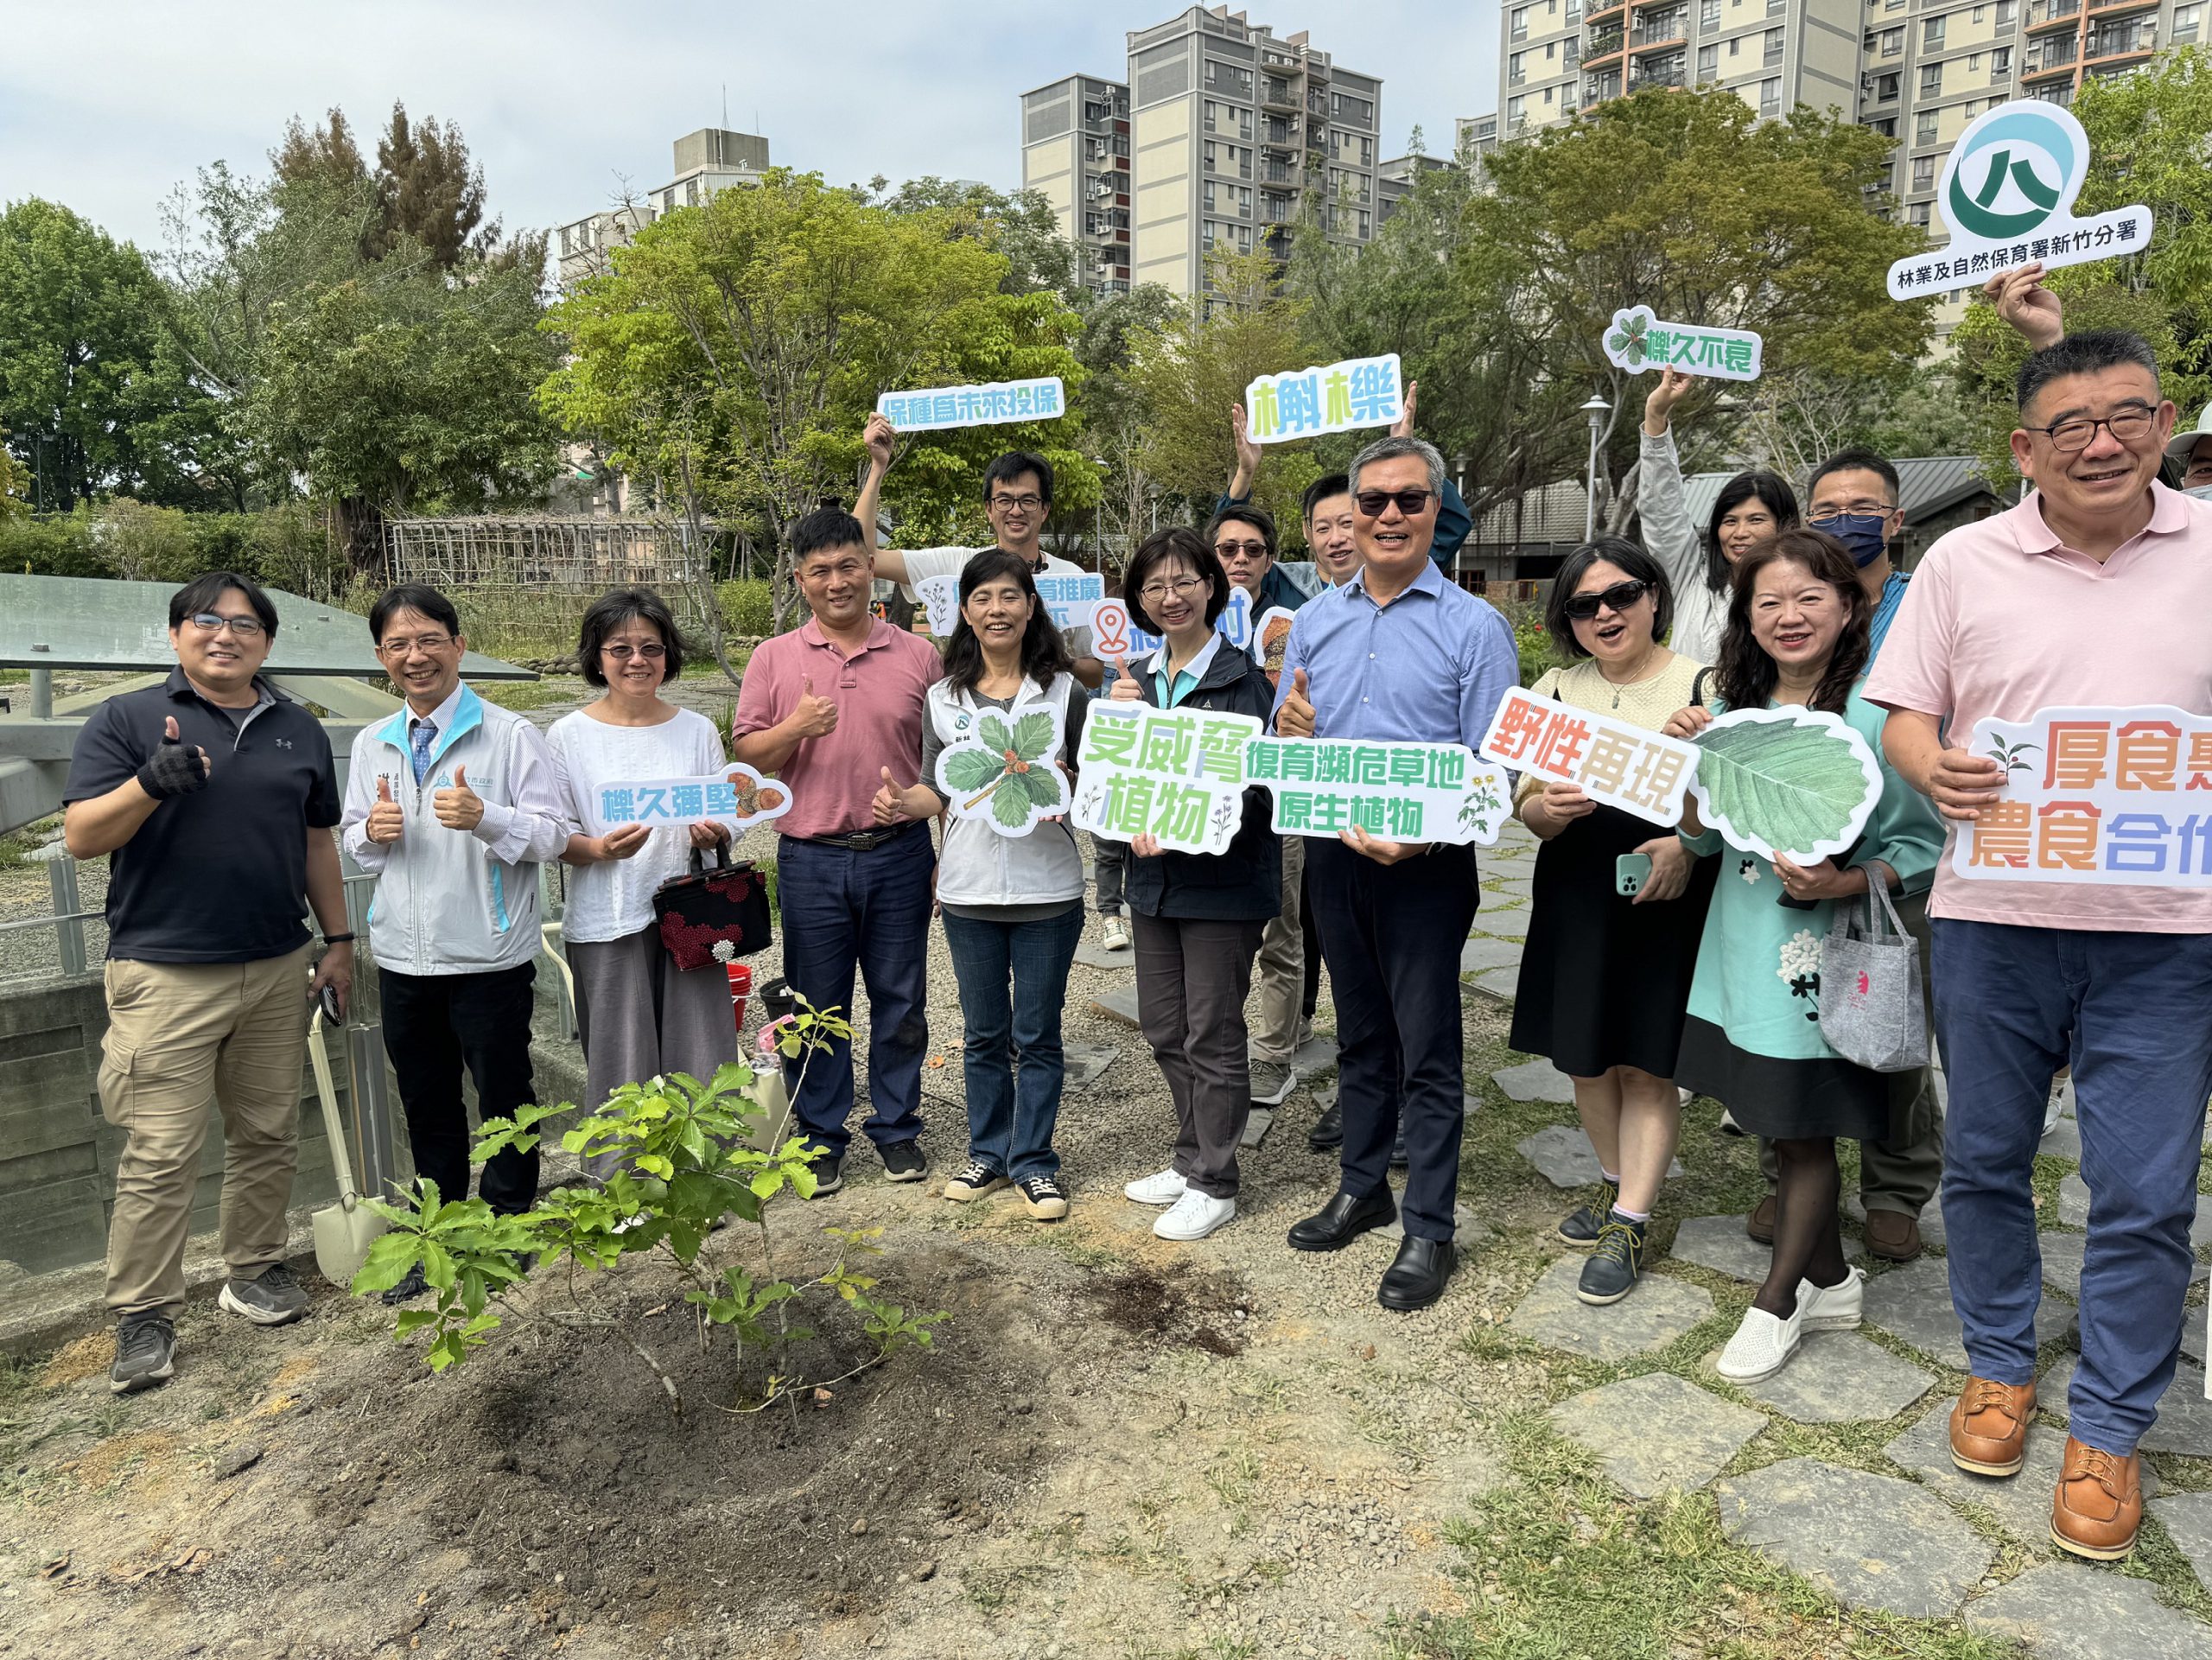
[1615,853,1652,897]
[315,982,344,1024]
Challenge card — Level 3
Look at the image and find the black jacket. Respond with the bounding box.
[1123,644,1282,923]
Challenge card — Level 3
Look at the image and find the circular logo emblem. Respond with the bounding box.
[1944,106,2081,241]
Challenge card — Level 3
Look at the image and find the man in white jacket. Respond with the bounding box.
[340,585,569,1297]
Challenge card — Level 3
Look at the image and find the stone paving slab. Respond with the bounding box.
[1459,936,1523,976]
[1886,1407,2158,1549]
[2058,1173,2212,1248]
[1732,1331,1935,1424]
[1549,1371,1764,1498]
[2184,1303,2207,1367]
[2037,1231,2209,1299]
[1289,1033,1339,1074]
[1064,1040,1119,1093]
[1715,1457,1995,1619]
[1239,1108,1274,1149]
[1087,984,1141,1030]
[1071,938,1132,971]
[2039,1355,2212,1457]
[1846,1193,1947,1251]
[1466,966,1521,1003]
[2150,1490,2212,1593]
[1505,1256,1715,1362]
[1669,1214,1773,1283]
[1491,1059,1577,1105]
[1864,1255,2077,1371]
[2039,1114,2083,1161]
[1516,1123,1681,1190]
[1965,1562,2212,1659]
[1471,906,1533,941]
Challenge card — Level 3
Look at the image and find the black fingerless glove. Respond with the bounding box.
[137,739,210,800]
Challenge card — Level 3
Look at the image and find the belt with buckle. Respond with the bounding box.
[792,819,921,854]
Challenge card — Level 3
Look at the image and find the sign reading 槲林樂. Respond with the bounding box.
[1243,353,1402,445]
[1885,102,2153,300]
[1071,703,1509,855]
[1955,707,2212,886]
[876,376,1066,432]
[1479,687,1698,828]
[1601,306,1763,383]
[582,766,796,836]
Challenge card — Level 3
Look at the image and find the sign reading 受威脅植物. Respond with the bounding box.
[1243,354,1402,445]
[876,377,1066,433]
[1601,307,1763,383]
[1071,703,1262,856]
[1955,707,2212,887]
[1479,687,1698,828]
[1245,737,1508,846]
[1885,101,2153,301]
[583,766,795,836]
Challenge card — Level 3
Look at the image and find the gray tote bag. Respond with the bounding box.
[1817,879,1929,1073]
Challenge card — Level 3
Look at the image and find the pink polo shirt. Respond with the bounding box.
[732,617,944,840]
[1865,482,2212,932]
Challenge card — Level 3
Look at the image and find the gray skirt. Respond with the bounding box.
[567,925,744,1176]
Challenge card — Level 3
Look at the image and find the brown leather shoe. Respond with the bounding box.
[1863,1208,1923,1262]
[2052,1435,2142,1561]
[1746,1194,1776,1245]
[1950,1377,2037,1477]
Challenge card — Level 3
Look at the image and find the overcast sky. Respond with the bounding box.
[3,1,1501,253]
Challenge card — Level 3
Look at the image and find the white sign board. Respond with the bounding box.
[876,376,1066,432]
[1243,353,1403,444]
[1601,306,1763,382]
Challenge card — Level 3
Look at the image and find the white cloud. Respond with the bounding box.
[1,0,1499,250]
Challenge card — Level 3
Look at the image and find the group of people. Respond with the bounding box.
[67,259,2212,1564]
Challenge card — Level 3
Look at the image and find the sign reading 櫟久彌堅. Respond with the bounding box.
[1089,588,1296,678]
[1601,306,1763,382]
[1243,353,1402,445]
[875,377,1066,432]
[582,766,795,837]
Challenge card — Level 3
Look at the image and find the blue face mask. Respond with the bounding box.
[1821,512,1891,569]
[2187,484,2212,501]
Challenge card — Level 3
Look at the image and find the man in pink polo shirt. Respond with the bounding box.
[734,507,944,1195]
[1868,330,2212,1562]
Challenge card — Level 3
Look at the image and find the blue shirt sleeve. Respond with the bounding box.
[1459,602,1520,752]
[1431,475,1472,569]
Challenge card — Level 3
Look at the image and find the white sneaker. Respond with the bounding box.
[1101,915,1132,952]
[1796,1266,1866,1332]
[1123,1167,1187,1205]
[1154,1188,1236,1241]
[1718,1303,1803,1382]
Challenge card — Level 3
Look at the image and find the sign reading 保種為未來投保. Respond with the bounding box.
[875,377,1066,432]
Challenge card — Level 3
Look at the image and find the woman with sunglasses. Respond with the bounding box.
[1664,531,1942,1383]
[1109,527,1281,1243]
[549,588,738,1176]
[1512,539,1719,1306]
[1641,367,1801,660]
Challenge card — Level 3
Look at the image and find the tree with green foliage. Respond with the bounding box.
[274,102,513,270]
[1069,281,1180,567]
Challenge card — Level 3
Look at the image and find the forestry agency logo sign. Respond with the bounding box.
[1944,105,2082,241]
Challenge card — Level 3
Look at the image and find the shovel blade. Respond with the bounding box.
[313,1203,387,1288]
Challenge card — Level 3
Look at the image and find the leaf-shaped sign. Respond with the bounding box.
[1688,707,1883,863]
[933,697,1069,839]
[1012,710,1056,761]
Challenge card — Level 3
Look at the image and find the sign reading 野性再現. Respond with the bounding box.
[1601,307,1763,383]
[1246,737,1508,846]
[1885,101,2154,302]
[876,376,1066,432]
[1955,707,2212,887]
[582,766,796,836]
[1243,353,1402,446]
[1479,687,1698,828]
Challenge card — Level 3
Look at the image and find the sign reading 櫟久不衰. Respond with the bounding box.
[1478,687,1697,828]
[1601,306,1763,383]
[1243,354,1402,445]
[876,376,1065,432]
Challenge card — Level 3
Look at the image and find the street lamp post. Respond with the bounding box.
[1580,394,1611,542]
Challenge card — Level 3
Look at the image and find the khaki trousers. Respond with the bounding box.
[99,947,311,1318]
[1249,834,1306,1066]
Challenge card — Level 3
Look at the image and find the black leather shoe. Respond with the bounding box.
[1377,1236,1456,1311]
[1287,1186,1396,1252]
[1307,1100,1344,1150]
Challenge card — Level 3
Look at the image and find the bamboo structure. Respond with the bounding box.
[383,517,698,591]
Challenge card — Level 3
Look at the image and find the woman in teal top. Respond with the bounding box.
[1662,530,1943,1386]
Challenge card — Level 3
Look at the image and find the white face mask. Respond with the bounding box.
[2187,484,2212,501]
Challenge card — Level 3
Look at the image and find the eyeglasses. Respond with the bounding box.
[602,643,666,661]
[988,493,1045,513]
[1353,489,1433,518]
[1213,540,1270,561]
[378,633,456,657]
[1808,501,1895,523]
[1561,580,1651,621]
[2024,407,2158,452]
[185,612,265,639]
[1138,576,1206,602]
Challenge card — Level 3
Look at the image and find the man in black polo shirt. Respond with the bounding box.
[64,570,353,1395]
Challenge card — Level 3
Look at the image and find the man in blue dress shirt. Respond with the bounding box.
[1274,436,1521,1310]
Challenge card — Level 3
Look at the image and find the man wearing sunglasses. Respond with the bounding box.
[1273,436,1520,1312]
[1871,330,2212,1561]
[64,571,353,1393]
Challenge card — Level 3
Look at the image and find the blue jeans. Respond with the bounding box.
[775,828,935,1157]
[941,902,1084,1181]
[1934,918,2212,1456]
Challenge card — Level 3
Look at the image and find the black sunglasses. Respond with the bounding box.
[1561,579,1651,621]
[1352,488,1433,518]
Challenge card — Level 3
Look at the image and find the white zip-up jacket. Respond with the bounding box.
[926,673,1085,909]
[340,684,570,976]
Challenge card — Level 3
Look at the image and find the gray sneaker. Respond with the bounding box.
[1249,1059,1296,1107]
[218,1262,309,1326]
[111,1313,176,1394]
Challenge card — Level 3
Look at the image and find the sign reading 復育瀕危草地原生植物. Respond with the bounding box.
[875,377,1066,433]
[1243,354,1402,445]
[1245,736,1508,846]
[1480,686,1700,829]
[1885,101,2152,302]
[585,766,795,837]
[1601,307,1763,383]
[1956,707,2212,886]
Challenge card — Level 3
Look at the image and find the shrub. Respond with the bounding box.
[716,578,774,637]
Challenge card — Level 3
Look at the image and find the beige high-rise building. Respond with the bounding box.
[555,128,772,289]
[1021,6,1385,296]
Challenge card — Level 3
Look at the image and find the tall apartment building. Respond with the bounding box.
[1020,76,1134,295]
[555,127,772,289]
[1378,152,1454,224]
[1021,7,1384,296]
[1455,111,1503,162]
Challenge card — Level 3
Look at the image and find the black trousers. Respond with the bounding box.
[1306,839,1480,1242]
[380,962,539,1214]
[1300,855,1322,1021]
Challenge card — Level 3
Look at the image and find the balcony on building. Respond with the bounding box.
[1262,76,1300,111]
[1586,0,1628,22]
[2027,0,2083,31]
[2024,34,2082,75]
[1586,22,1626,59]
[1586,69,1625,103]
[1630,6,1688,49]
[2085,18,2158,60]
[1628,50,1687,90]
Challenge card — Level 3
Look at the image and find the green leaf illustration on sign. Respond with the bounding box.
[933,698,1069,838]
[1688,708,1883,862]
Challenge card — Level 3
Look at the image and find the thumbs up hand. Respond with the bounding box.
[791,676,840,740]
[137,715,213,800]
[1109,652,1143,702]
[432,762,485,831]
[873,765,913,825]
[1277,666,1316,739]
[365,774,406,843]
